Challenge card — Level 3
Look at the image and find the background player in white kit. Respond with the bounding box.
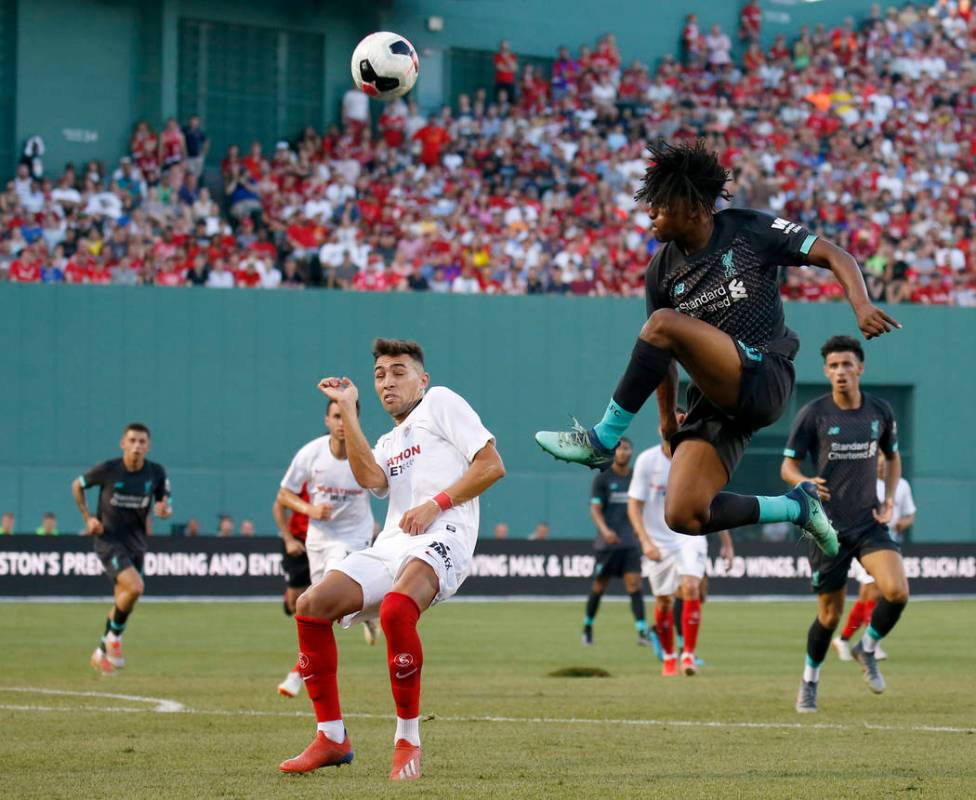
[834,452,917,662]
[628,414,733,677]
[279,338,505,781]
[274,398,377,698]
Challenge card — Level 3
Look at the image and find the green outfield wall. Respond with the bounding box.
[0,286,972,542]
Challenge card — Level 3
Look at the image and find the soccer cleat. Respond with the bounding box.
[581,625,593,646]
[389,739,422,780]
[639,628,664,661]
[788,481,840,556]
[279,731,354,773]
[363,619,379,646]
[832,637,853,662]
[875,643,888,661]
[662,655,678,677]
[851,641,886,694]
[534,419,615,470]
[680,652,698,676]
[90,647,116,676]
[103,636,125,668]
[795,680,818,713]
[277,670,303,698]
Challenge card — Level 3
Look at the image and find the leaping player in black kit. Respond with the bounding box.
[536,140,900,556]
[71,423,171,675]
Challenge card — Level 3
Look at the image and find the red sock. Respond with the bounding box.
[292,655,301,673]
[379,592,423,719]
[841,600,865,640]
[295,615,341,723]
[863,599,877,629]
[681,599,701,654]
[654,606,675,656]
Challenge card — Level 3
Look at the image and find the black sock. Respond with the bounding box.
[611,339,673,414]
[283,599,295,617]
[584,592,602,626]
[628,591,646,628]
[112,605,130,628]
[807,618,835,666]
[868,598,906,638]
[672,597,683,630]
[703,493,759,532]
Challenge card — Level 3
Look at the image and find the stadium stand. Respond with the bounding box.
[1,0,974,304]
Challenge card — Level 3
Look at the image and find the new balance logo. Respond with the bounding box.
[771,217,803,235]
[828,426,840,435]
[728,279,747,300]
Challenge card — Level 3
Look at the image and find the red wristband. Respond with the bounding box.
[432,492,453,512]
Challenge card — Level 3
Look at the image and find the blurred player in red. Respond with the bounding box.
[273,483,311,696]
[278,338,504,781]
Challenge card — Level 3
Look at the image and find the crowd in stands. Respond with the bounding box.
[2,0,975,305]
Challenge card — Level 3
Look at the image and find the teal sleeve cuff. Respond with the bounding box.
[590,498,602,505]
[783,448,796,458]
[78,476,87,488]
[800,234,818,256]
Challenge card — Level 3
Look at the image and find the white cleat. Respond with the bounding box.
[875,642,888,661]
[277,670,303,698]
[832,637,853,662]
[363,619,379,646]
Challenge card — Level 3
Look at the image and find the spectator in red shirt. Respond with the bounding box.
[740,0,762,42]
[8,254,41,283]
[493,40,518,102]
[413,118,450,167]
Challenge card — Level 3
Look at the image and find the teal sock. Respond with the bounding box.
[635,619,647,634]
[757,495,801,524]
[109,620,126,634]
[593,399,634,449]
[583,616,594,627]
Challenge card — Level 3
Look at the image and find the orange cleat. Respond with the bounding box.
[681,652,698,676]
[90,647,116,676]
[389,739,422,781]
[279,732,353,774]
[662,655,678,677]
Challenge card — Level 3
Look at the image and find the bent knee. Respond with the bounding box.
[664,507,708,535]
[639,308,680,346]
[818,609,842,629]
[885,585,910,605]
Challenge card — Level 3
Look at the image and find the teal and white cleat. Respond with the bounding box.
[787,481,839,557]
[535,420,615,470]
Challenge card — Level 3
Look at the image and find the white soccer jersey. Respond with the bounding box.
[628,445,684,550]
[876,477,916,537]
[371,386,494,550]
[281,434,374,547]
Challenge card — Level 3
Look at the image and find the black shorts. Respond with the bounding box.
[94,538,145,583]
[809,522,901,594]
[592,546,642,579]
[281,540,311,589]
[671,340,795,478]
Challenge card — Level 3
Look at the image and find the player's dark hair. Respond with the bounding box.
[619,436,633,446]
[820,335,864,363]
[372,338,425,367]
[634,139,731,216]
[123,422,151,438]
[326,398,361,415]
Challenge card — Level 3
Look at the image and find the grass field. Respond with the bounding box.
[1,599,974,799]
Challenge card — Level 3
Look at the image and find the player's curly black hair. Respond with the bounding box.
[820,335,865,363]
[634,139,732,216]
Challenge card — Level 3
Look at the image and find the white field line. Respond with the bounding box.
[1,687,972,735]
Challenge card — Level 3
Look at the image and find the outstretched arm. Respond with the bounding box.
[805,239,901,339]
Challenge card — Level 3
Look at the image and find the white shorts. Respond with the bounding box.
[331,524,473,628]
[850,559,876,586]
[306,531,371,585]
[647,537,708,597]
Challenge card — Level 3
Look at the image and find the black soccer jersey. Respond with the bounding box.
[591,468,637,551]
[784,393,898,534]
[80,458,170,552]
[645,209,818,359]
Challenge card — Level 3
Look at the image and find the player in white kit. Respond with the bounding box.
[628,417,733,677]
[279,338,505,781]
[833,453,917,662]
[274,398,377,698]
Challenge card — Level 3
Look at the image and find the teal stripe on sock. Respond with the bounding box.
[109,620,125,633]
[757,495,801,524]
[805,654,823,668]
[866,624,882,641]
[635,620,647,633]
[584,616,594,627]
[593,399,635,450]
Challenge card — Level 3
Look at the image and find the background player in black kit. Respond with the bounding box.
[71,423,171,675]
[537,140,900,556]
[582,438,654,649]
[782,336,909,712]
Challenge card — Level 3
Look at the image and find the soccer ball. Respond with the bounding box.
[351,32,419,100]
